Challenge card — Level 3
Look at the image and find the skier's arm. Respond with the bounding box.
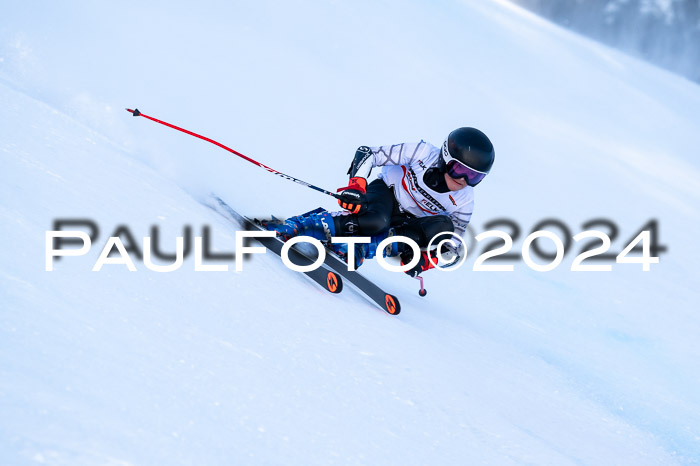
[435,209,472,264]
[450,210,472,238]
[347,146,374,178]
[339,142,429,214]
[337,147,373,213]
[347,142,430,179]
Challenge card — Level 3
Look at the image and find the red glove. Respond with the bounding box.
[400,249,439,277]
[337,177,368,214]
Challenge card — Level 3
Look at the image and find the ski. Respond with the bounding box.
[209,196,401,315]
[209,196,343,295]
[277,207,401,315]
[315,245,401,316]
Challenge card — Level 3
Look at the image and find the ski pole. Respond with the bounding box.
[125,108,342,200]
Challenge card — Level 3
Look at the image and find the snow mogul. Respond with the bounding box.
[266,127,495,277]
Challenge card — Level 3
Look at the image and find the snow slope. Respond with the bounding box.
[1,0,700,464]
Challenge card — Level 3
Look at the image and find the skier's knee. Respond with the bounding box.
[360,211,391,236]
[433,215,454,234]
[393,216,452,249]
[422,216,454,244]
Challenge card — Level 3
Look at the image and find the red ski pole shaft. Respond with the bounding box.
[126,108,341,200]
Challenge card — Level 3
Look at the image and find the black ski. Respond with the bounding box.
[316,247,401,315]
[209,197,401,315]
[209,196,343,295]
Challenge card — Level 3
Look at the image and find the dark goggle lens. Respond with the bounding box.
[446,160,487,186]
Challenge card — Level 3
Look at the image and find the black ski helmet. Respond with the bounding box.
[441,127,495,183]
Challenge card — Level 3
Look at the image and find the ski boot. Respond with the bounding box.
[265,211,335,242]
[329,229,401,270]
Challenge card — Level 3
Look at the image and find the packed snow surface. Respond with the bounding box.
[1,0,699,464]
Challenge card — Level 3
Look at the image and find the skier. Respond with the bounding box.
[266,127,495,277]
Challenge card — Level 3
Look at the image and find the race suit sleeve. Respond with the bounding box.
[449,209,472,237]
[437,208,472,262]
[350,141,430,179]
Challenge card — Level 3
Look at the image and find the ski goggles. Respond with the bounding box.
[446,160,488,186]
